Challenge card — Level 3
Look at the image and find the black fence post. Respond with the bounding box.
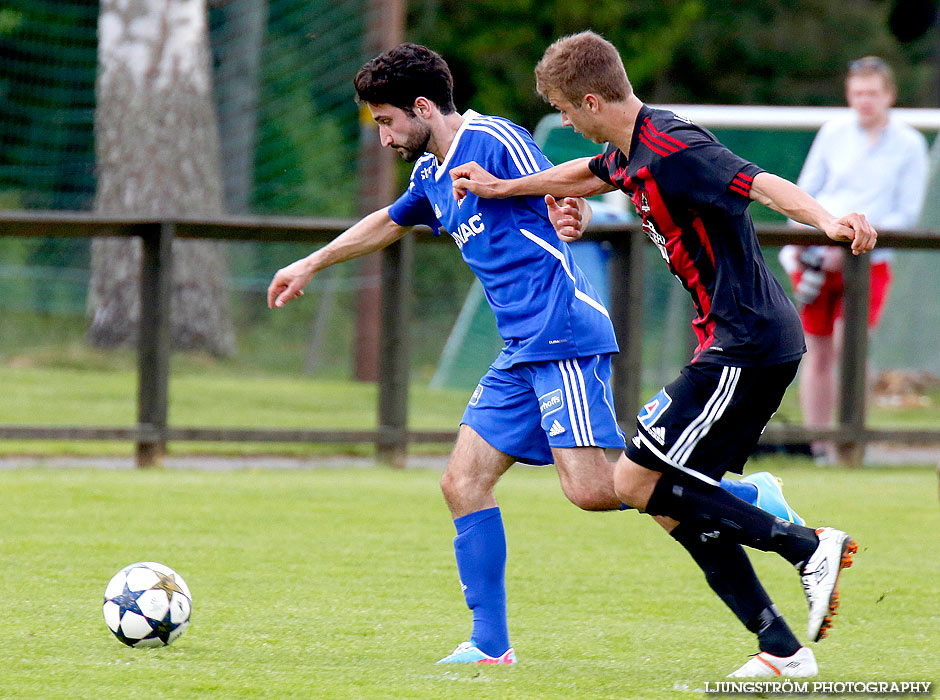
[136,222,173,467]
[609,229,645,427]
[377,234,412,468]
[837,251,870,467]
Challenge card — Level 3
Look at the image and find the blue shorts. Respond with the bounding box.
[461,354,626,466]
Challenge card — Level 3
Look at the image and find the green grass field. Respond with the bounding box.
[1,461,937,699]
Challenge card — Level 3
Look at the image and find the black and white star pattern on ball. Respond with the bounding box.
[111,585,145,618]
[151,617,177,645]
[103,562,192,648]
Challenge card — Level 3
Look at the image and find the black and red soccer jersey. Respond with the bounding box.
[588,105,805,366]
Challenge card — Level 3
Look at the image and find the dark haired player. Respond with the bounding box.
[270,42,805,669]
[452,31,874,677]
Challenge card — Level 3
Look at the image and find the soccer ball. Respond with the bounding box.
[102,561,192,648]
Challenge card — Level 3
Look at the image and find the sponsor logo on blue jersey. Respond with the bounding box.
[450,213,486,250]
[538,388,564,417]
[638,388,672,429]
[469,384,484,406]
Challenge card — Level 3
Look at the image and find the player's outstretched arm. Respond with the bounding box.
[267,207,408,309]
[451,157,613,201]
[750,172,878,255]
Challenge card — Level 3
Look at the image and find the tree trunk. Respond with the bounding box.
[89,0,235,356]
[354,0,405,381]
[212,0,266,214]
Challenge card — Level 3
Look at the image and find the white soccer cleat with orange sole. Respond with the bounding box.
[728,646,818,678]
[801,527,857,641]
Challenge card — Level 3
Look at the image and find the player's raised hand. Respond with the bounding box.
[267,256,314,309]
[823,212,877,255]
[546,195,584,242]
[451,161,507,201]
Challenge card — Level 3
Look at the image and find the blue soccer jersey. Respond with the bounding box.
[388,110,618,369]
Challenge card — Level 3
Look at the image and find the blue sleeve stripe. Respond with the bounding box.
[475,117,541,174]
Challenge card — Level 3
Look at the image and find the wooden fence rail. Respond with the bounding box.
[3,210,940,468]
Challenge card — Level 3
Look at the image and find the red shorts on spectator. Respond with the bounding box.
[790,261,891,336]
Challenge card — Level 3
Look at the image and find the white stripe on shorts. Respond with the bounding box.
[558,360,585,446]
[568,359,595,445]
[635,431,721,486]
[564,359,590,445]
[666,365,741,466]
[594,360,625,442]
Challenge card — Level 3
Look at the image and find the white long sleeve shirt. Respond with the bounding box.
[794,113,929,264]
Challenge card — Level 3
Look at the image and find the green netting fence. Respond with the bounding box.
[0,0,477,382]
[2,1,940,388]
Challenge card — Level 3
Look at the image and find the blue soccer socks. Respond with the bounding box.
[452,507,510,658]
[719,477,759,504]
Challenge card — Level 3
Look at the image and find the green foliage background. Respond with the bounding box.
[411,0,938,131]
[1,0,939,380]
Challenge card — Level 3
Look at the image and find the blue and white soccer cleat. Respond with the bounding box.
[740,471,805,526]
[435,641,516,665]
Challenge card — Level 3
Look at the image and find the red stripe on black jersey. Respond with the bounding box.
[636,166,717,357]
[690,212,718,270]
[640,122,685,156]
[642,118,690,151]
[638,132,673,157]
[688,213,719,360]
[730,171,754,197]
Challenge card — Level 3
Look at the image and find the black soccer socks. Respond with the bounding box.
[647,474,818,567]
[670,523,802,657]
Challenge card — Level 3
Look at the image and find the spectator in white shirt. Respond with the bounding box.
[780,56,929,463]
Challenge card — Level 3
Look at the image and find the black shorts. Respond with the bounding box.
[625,360,799,485]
